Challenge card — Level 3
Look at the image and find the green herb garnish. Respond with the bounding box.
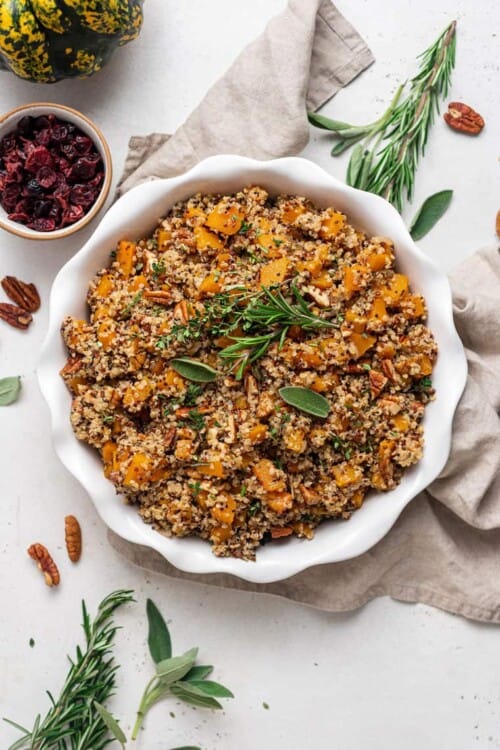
[409,190,453,240]
[170,358,218,383]
[279,386,330,418]
[309,21,456,213]
[181,409,206,432]
[120,290,142,320]
[0,376,21,406]
[132,599,233,740]
[239,221,252,234]
[5,590,134,750]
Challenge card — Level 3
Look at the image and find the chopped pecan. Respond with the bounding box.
[1,276,40,312]
[381,358,398,382]
[368,369,388,399]
[0,303,32,329]
[444,102,484,135]
[65,515,82,563]
[144,290,171,305]
[244,373,258,408]
[27,543,60,586]
[305,286,330,308]
[60,356,83,377]
[173,299,190,323]
[270,526,293,539]
[496,209,500,239]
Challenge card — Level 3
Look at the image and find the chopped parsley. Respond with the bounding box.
[152,260,167,280]
[239,221,252,234]
[248,501,260,516]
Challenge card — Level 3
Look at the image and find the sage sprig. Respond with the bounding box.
[279,386,331,418]
[170,358,219,383]
[132,599,233,740]
[409,190,453,240]
[0,376,21,406]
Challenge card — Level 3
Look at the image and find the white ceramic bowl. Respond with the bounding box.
[38,155,467,583]
[0,102,112,240]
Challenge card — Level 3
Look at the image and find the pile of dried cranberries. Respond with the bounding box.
[0,114,104,232]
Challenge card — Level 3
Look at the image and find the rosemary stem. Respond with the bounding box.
[382,21,456,202]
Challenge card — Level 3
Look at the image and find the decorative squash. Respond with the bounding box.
[0,0,143,82]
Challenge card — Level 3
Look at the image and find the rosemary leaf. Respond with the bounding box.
[5,590,134,750]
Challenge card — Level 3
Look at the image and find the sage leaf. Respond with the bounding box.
[279,386,330,418]
[156,648,199,685]
[93,702,126,748]
[183,665,214,682]
[146,598,172,664]
[170,358,218,383]
[0,376,21,406]
[346,144,364,187]
[186,680,234,698]
[170,682,223,710]
[409,190,453,240]
[307,112,353,131]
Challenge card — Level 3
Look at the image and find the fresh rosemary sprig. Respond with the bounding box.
[132,599,233,741]
[156,283,337,379]
[5,590,134,750]
[218,284,338,378]
[309,21,457,213]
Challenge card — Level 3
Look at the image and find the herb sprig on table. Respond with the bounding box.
[157,283,338,379]
[132,598,233,740]
[309,21,457,230]
[5,589,134,750]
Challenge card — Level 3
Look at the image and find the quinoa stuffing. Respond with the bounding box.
[60,186,437,560]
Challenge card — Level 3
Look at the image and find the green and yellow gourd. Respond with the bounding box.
[0,0,143,82]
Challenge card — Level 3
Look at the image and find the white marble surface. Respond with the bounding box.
[1,1,499,748]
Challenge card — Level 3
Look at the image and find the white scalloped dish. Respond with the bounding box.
[38,155,467,583]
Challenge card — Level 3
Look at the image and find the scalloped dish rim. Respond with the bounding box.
[37,155,467,584]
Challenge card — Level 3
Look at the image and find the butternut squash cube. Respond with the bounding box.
[265,492,293,513]
[350,332,377,358]
[368,297,387,321]
[157,229,171,246]
[260,257,289,287]
[194,226,224,252]
[95,274,114,298]
[206,203,245,235]
[248,423,268,444]
[253,459,286,492]
[332,463,362,488]
[319,211,345,239]
[198,272,223,296]
[124,452,154,488]
[97,320,117,350]
[116,240,136,277]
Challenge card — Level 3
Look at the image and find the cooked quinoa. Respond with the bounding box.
[61,186,437,559]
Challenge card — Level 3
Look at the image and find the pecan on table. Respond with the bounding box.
[64,515,82,563]
[496,210,500,239]
[0,302,32,329]
[27,543,60,586]
[1,276,40,312]
[443,102,485,135]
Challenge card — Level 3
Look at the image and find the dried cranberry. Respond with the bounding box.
[27,217,56,232]
[25,146,54,173]
[36,166,57,189]
[17,116,34,136]
[26,179,44,196]
[34,115,51,130]
[5,161,24,183]
[61,204,84,226]
[60,143,78,161]
[70,184,98,209]
[15,197,34,214]
[1,183,21,211]
[74,135,93,154]
[34,128,52,147]
[0,135,17,155]
[33,199,52,217]
[68,156,100,182]
[8,212,30,224]
[50,124,69,143]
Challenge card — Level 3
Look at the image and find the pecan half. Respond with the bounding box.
[1,276,40,312]
[144,290,171,305]
[496,209,500,239]
[27,543,60,586]
[270,526,293,539]
[65,515,82,563]
[0,303,32,329]
[173,299,190,323]
[444,102,484,135]
[368,369,388,399]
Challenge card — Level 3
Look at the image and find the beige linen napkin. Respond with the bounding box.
[110,0,500,622]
